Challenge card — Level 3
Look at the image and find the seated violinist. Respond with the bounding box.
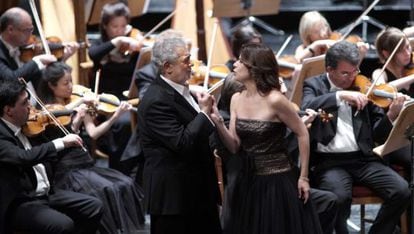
[295,11,336,63]
[301,40,409,234]
[373,27,414,97]
[35,61,146,233]
[0,79,103,234]
[88,1,143,170]
[372,26,414,174]
[295,11,368,63]
[0,7,78,84]
[88,1,143,99]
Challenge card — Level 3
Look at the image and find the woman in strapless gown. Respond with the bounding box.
[210,43,322,234]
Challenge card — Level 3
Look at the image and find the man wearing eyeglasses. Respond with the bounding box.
[0,7,57,85]
[301,41,409,234]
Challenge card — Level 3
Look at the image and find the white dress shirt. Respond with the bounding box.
[317,74,359,153]
[1,118,64,196]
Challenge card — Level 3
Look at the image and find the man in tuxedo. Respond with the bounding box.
[0,7,77,85]
[137,36,222,234]
[301,40,410,234]
[0,79,103,234]
[0,7,56,83]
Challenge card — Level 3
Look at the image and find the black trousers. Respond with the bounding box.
[310,188,338,234]
[11,189,103,234]
[314,158,409,234]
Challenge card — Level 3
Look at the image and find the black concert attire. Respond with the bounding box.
[88,38,138,170]
[31,123,146,234]
[138,76,222,234]
[302,73,410,234]
[0,119,103,234]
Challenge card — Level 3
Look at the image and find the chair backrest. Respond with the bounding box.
[127,47,153,99]
[289,55,325,107]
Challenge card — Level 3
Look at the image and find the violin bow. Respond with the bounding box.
[28,0,51,55]
[275,34,293,58]
[203,19,219,90]
[18,78,87,151]
[340,0,380,40]
[94,69,101,97]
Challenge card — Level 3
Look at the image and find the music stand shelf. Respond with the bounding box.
[213,0,284,36]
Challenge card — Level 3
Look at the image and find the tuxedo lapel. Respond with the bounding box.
[155,77,198,118]
[0,40,18,69]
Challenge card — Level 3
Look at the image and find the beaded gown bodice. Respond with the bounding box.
[236,118,292,175]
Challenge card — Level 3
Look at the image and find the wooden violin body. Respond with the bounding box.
[23,104,73,137]
[352,75,397,108]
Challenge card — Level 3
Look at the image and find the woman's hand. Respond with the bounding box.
[113,101,131,119]
[298,177,310,203]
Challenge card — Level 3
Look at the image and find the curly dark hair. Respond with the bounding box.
[239,43,280,95]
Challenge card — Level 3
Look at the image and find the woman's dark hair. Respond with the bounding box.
[37,62,72,104]
[0,79,27,116]
[239,43,280,95]
[99,1,130,41]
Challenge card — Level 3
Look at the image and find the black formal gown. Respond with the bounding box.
[225,118,322,234]
[37,126,146,234]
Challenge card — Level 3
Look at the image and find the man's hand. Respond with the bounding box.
[338,90,369,110]
[196,92,214,114]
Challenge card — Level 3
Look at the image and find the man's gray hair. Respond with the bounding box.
[325,40,360,69]
[152,36,187,73]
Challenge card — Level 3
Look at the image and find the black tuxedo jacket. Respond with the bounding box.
[0,119,57,233]
[137,76,220,215]
[301,74,393,157]
[0,40,42,85]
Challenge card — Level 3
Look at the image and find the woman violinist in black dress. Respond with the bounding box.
[35,62,145,234]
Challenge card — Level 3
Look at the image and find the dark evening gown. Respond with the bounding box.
[37,126,145,234]
[224,118,322,234]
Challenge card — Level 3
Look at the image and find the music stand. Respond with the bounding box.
[213,0,284,36]
[338,0,385,42]
[288,55,326,106]
[373,101,414,234]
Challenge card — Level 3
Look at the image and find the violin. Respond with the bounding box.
[23,104,73,137]
[71,84,138,115]
[277,55,299,79]
[351,74,398,108]
[19,35,87,63]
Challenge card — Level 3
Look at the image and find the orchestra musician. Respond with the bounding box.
[373,27,414,97]
[0,7,78,85]
[371,26,414,177]
[35,61,146,233]
[0,79,103,234]
[88,1,142,170]
[137,36,222,234]
[295,11,336,63]
[301,41,409,234]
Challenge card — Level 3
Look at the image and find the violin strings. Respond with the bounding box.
[19,78,87,151]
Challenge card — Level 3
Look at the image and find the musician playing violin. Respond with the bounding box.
[88,1,142,170]
[295,11,336,63]
[88,1,143,99]
[35,61,146,233]
[295,11,368,63]
[0,7,78,84]
[301,41,408,234]
[373,27,414,97]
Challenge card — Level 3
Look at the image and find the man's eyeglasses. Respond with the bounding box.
[17,27,34,34]
[339,68,360,78]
